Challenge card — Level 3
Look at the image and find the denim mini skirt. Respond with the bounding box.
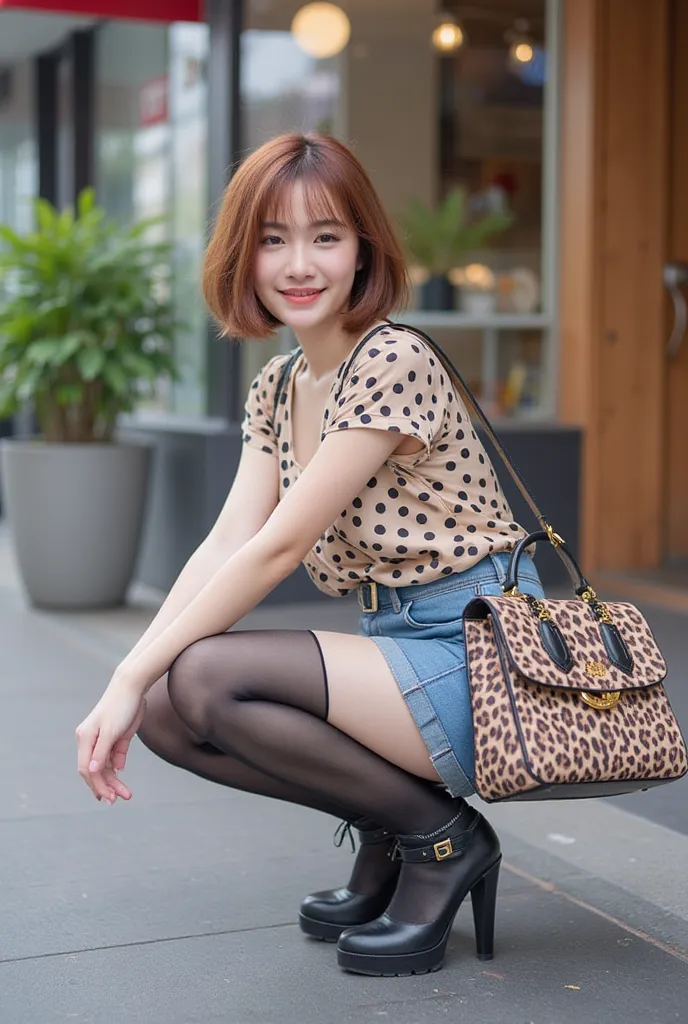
[357,552,545,799]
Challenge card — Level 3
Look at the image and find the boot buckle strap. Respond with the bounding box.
[434,839,453,860]
[397,815,479,863]
[398,837,459,863]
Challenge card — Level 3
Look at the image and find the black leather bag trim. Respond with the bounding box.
[539,618,574,672]
[599,621,635,675]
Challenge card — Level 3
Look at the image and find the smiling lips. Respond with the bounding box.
[280,288,324,305]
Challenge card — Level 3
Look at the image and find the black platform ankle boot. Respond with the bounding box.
[299,818,401,942]
[336,808,501,976]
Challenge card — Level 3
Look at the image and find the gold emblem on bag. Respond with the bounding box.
[580,690,621,710]
[434,839,453,860]
[586,660,607,678]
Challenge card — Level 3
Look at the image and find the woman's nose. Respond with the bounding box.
[285,243,314,279]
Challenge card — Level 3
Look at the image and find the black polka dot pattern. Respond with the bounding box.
[240,330,527,597]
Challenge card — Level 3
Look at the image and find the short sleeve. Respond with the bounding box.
[240,354,286,456]
[323,329,444,456]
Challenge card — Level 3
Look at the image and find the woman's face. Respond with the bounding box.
[254,179,361,334]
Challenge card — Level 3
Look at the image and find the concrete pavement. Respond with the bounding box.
[1,525,687,1023]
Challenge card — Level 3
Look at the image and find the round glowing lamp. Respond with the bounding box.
[510,41,534,64]
[291,3,351,59]
[432,19,464,54]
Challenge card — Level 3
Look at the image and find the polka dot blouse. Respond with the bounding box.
[241,325,528,597]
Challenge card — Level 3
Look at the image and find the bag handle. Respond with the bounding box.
[504,530,591,594]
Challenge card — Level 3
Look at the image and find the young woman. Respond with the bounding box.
[75,132,545,977]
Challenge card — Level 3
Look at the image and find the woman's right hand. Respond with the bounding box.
[76,680,147,804]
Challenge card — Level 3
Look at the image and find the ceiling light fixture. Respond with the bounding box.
[291,3,351,60]
[432,14,465,55]
[505,18,535,67]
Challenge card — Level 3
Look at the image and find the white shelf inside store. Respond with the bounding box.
[395,311,550,331]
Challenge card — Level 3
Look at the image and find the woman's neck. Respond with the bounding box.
[293,318,387,382]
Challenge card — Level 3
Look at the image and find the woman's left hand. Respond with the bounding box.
[75,679,147,804]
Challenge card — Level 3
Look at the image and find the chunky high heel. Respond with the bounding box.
[299,819,400,942]
[471,856,500,961]
[336,809,501,976]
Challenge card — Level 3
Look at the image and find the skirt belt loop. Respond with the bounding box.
[358,581,379,613]
[357,581,402,614]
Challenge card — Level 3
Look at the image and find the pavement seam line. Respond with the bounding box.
[0,921,298,966]
[503,860,688,966]
[5,866,687,969]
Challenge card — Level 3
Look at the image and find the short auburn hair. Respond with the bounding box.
[202,132,410,338]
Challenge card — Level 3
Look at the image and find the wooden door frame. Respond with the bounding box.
[558,0,670,573]
[665,0,688,560]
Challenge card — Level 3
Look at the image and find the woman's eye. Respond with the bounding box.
[316,233,339,244]
[261,235,283,246]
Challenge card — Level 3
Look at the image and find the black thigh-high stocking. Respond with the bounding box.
[137,634,395,896]
[165,630,470,923]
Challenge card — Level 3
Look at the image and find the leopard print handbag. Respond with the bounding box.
[463,532,688,801]
[375,323,688,803]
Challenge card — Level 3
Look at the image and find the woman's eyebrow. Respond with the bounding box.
[261,219,346,230]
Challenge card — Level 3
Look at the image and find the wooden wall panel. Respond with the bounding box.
[559,0,669,571]
[559,0,603,569]
[595,0,668,568]
[665,0,688,557]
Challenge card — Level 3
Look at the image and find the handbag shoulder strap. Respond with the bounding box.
[273,322,391,422]
[271,320,563,551]
[272,348,301,422]
[389,321,563,547]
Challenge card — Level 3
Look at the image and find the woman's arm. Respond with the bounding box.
[123,443,279,665]
[114,426,403,696]
[78,425,400,800]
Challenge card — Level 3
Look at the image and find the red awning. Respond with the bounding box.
[0,0,202,20]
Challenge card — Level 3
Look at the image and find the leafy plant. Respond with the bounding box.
[0,188,179,443]
[398,187,514,277]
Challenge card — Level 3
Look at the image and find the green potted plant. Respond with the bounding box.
[398,187,514,311]
[0,188,179,609]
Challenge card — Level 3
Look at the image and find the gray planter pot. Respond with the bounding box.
[0,440,151,609]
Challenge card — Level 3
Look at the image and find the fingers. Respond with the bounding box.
[110,743,128,773]
[76,723,100,797]
[76,694,145,805]
[90,730,114,777]
[111,699,147,773]
[76,724,117,803]
[103,766,132,802]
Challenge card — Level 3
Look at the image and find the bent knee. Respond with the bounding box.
[166,636,229,739]
[138,673,203,755]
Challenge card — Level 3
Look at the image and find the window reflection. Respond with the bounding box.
[241,0,554,418]
[95,20,209,416]
[241,12,345,396]
[0,61,37,236]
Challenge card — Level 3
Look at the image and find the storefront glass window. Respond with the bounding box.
[241,0,558,420]
[95,19,209,416]
[0,60,37,235]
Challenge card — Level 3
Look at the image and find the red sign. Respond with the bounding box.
[0,0,202,20]
[139,74,168,127]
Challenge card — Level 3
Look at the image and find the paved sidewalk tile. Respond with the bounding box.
[1,523,687,1023]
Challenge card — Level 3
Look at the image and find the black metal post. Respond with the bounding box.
[205,0,243,421]
[71,30,95,201]
[35,53,58,204]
